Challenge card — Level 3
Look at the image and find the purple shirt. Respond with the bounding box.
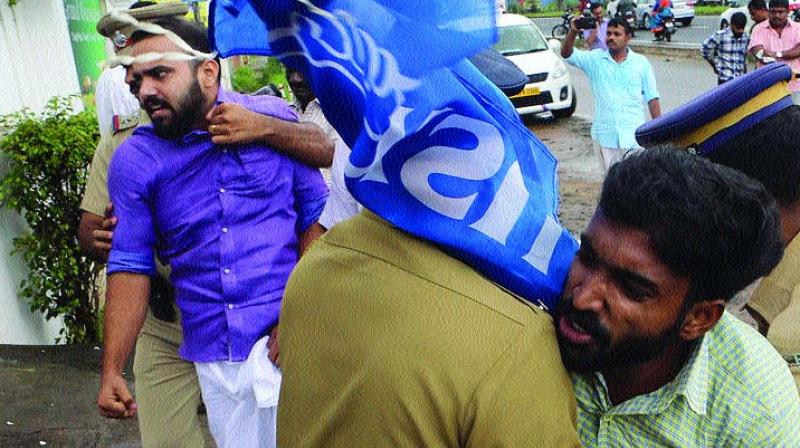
[583,18,609,51]
[107,89,328,362]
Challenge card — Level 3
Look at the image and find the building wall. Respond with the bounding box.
[0,0,81,344]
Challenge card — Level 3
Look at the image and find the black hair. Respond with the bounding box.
[608,17,633,35]
[590,2,604,11]
[731,11,748,28]
[599,146,783,302]
[709,105,800,208]
[130,18,221,82]
[770,0,789,8]
[748,0,767,9]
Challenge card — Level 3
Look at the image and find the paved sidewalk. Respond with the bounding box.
[0,344,213,447]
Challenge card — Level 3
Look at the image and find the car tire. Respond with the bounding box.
[679,18,693,26]
[720,18,729,29]
[552,24,569,39]
[553,89,577,118]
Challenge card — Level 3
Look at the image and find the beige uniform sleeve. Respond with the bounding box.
[465,320,581,448]
[748,278,793,325]
[80,132,121,216]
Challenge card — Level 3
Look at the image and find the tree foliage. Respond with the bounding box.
[231,65,263,94]
[0,96,102,343]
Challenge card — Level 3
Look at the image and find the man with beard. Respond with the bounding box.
[95,17,327,447]
[85,7,333,447]
[554,148,800,446]
[749,0,800,103]
[635,64,800,392]
[561,17,660,172]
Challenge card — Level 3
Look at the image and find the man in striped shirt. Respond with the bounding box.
[702,12,749,84]
[555,148,800,447]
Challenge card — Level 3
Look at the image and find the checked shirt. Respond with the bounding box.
[702,28,749,83]
[573,312,800,447]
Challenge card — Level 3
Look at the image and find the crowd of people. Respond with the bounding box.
[80,1,800,447]
[701,0,800,93]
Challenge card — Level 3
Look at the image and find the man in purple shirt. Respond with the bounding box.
[583,3,610,51]
[96,17,327,446]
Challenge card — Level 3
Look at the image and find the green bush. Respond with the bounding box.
[231,65,264,94]
[0,96,102,343]
[261,57,288,86]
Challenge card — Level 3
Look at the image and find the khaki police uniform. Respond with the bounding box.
[748,234,800,393]
[278,211,580,447]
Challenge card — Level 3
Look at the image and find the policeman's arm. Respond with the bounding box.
[79,212,108,262]
[78,203,117,263]
[207,103,334,167]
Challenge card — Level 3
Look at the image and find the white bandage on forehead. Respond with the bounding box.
[106,11,217,68]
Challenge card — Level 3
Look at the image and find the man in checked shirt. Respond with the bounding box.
[702,12,750,85]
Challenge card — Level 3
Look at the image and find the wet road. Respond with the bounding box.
[532,15,720,46]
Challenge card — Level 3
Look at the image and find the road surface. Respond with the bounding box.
[532,15,720,46]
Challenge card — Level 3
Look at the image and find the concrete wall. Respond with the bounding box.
[0,0,81,344]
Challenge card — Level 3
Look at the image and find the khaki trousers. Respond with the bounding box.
[133,311,205,447]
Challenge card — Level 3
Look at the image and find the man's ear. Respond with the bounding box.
[197,59,220,89]
[680,300,725,341]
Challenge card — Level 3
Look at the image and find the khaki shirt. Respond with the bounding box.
[80,114,141,216]
[748,234,800,391]
[80,113,171,282]
[278,211,580,447]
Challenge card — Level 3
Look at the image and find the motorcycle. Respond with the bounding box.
[615,0,638,37]
[552,10,574,39]
[650,7,676,42]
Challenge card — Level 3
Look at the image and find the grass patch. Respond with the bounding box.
[695,5,729,15]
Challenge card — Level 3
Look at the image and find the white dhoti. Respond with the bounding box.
[195,335,282,448]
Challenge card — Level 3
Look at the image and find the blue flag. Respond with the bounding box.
[209,0,579,308]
